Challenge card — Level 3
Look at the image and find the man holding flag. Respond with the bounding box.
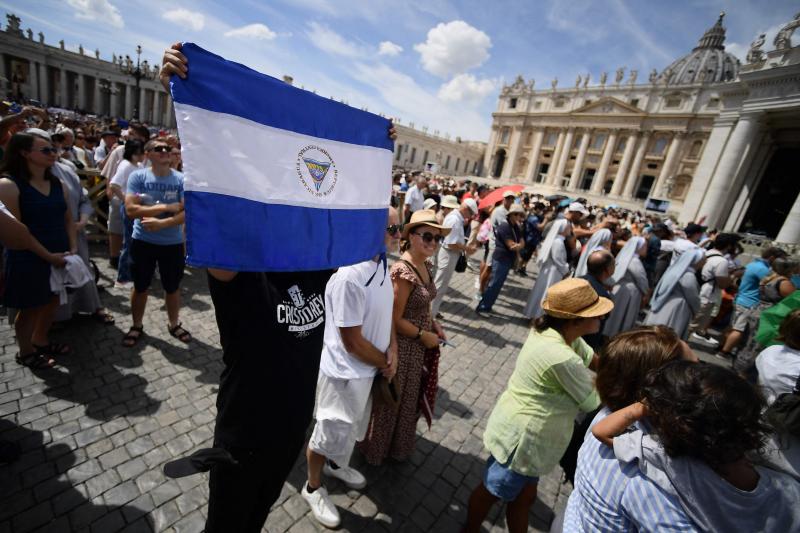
[159,43,397,531]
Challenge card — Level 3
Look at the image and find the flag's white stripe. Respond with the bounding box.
[175,103,392,210]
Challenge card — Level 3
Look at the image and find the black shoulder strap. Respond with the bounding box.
[401,259,426,285]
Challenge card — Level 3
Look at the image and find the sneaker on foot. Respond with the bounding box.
[301,484,341,528]
[323,462,367,489]
[690,332,719,348]
[114,280,133,290]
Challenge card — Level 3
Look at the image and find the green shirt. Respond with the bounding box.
[483,328,600,476]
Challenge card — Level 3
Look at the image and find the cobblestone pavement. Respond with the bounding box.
[0,245,715,533]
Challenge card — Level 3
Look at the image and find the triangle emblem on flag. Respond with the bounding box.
[302,158,332,191]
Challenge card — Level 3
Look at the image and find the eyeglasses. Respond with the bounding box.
[413,232,444,243]
[38,147,58,155]
[386,224,401,235]
[149,145,171,153]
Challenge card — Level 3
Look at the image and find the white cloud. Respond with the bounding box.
[413,20,492,78]
[162,8,205,32]
[306,22,363,57]
[66,0,123,28]
[437,74,497,104]
[351,62,490,141]
[225,23,277,41]
[378,41,403,56]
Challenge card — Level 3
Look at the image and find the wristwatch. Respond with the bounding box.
[414,327,423,340]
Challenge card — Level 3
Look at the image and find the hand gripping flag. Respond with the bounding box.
[169,43,393,271]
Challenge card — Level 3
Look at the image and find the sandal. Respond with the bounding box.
[92,309,115,325]
[33,342,71,357]
[168,322,192,343]
[16,350,56,369]
[122,326,144,347]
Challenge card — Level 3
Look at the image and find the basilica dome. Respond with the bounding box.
[660,13,740,85]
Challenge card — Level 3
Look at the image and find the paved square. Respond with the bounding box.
[3,246,714,532]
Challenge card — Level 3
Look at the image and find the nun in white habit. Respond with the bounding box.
[573,228,612,278]
[523,219,571,319]
[603,236,649,337]
[643,248,705,340]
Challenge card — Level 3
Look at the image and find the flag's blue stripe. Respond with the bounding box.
[171,43,393,152]
[184,191,387,272]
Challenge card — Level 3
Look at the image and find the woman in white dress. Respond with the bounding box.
[573,228,612,278]
[603,237,649,338]
[523,219,571,319]
[644,249,705,340]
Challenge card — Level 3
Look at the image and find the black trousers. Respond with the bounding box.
[204,431,306,533]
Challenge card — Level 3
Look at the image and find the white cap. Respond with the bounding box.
[462,197,479,214]
[25,128,52,141]
[423,198,438,210]
[502,190,517,199]
[568,202,589,215]
[440,195,460,209]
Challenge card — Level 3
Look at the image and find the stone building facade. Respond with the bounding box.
[485,15,736,212]
[0,14,175,127]
[392,123,486,177]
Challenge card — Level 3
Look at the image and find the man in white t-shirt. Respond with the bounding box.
[431,197,479,317]
[302,208,401,528]
[403,176,426,222]
[689,233,738,347]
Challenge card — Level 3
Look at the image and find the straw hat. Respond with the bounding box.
[440,195,460,209]
[402,209,451,239]
[508,204,526,216]
[541,278,614,319]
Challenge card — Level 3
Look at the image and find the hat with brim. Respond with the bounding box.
[402,209,451,239]
[423,198,438,210]
[503,190,517,199]
[508,204,525,216]
[440,195,460,209]
[541,278,614,319]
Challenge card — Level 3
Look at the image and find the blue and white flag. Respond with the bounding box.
[170,43,393,271]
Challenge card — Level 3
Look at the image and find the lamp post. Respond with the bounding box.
[119,45,148,120]
[98,79,118,117]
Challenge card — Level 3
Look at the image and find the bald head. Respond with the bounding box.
[587,250,615,281]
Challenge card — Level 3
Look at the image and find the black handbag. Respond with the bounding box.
[455,253,467,273]
[764,375,800,437]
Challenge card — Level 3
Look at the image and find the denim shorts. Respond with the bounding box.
[483,454,539,502]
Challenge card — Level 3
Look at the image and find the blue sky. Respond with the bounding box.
[3,0,797,140]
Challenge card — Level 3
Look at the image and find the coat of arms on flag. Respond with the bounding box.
[297,145,337,196]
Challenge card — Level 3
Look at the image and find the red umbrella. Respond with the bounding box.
[478,185,525,211]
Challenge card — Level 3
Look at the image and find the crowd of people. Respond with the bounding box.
[0,41,798,533]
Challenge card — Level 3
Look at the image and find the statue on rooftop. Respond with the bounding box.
[583,74,590,88]
[95,48,100,59]
[527,78,535,90]
[774,12,800,51]
[600,71,607,86]
[38,31,44,44]
[575,75,581,88]
[112,53,117,64]
[746,33,766,63]
[551,77,558,89]
[615,67,625,85]
[649,68,658,83]
[59,39,64,50]
[629,69,637,84]
[26,28,32,40]
[6,14,22,36]
[79,44,84,55]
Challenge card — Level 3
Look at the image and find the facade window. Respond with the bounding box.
[455,158,460,172]
[544,132,557,147]
[707,97,720,109]
[554,99,565,108]
[630,98,640,108]
[534,101,542,109]
[509,97,518,109]
[585,99,592,106]
[665,97,682,108]
[500,127,510,144]
[591,134,606,151]
[423,150,429,163]
[472,161,479,174]
[445,155,451,169]
[396,145,402,161]
[464,160,469,174]
[525,130,533,146]
[650,138,668,155]
[404,144,410,152]
[688,140,703,159]
[616,138,627,153]
[410,147,416,164]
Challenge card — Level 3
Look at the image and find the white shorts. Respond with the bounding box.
[309,374,374,465]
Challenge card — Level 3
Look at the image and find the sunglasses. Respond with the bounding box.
[386,224,401,235]
[38,147,58,155]
[413,232,444,243]
[149,145,171,153]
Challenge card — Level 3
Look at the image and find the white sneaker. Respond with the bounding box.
[323,462,367,489]
[301,484,341,528]
[114,280,132,290]
[690,332,719,348]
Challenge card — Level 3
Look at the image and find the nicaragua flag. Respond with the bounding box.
[169,43,393,271]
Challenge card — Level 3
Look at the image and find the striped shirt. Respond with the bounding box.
[562,408,698,532]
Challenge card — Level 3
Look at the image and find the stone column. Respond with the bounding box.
[680,122,734,223]
[29,61,39,101]
[610,132,637,196]
[165,94,176,128]
[92,77,102,115]
[622,132,651,199]
[138,87,148,122]
[546,130,566,184]
[153,91,162,126]
[59,69,68,107]
[125,84,134,119]
[501,127,523,179]
[775,188,800,244]
[110,83,119,117]
[483,126,499,175]
[592,129,618,193]
[77,73,86,110]
[40,65,49,106]
[695,113,761,228]
[653,133,685,197]
[524,129,545,181]
[568,130,591,190]
[552,128,575,187]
